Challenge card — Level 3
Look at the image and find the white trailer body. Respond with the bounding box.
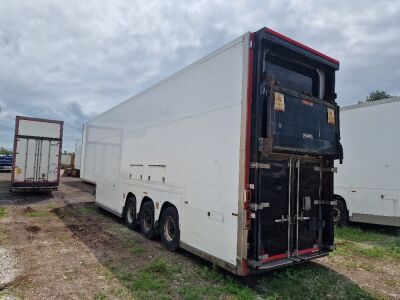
[82,28,341,275]
[11,116,63,191]
[335,98,400,226]
[74,139,82,170]
[61,153,72,166]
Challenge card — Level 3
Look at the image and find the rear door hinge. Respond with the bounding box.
[314,200,337,205]
[249,162,270,169]
[249,202,270,211]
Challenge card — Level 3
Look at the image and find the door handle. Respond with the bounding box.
[275,215,290,223]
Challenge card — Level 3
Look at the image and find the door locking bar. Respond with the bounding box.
[249,162,271,169]
[314,166,337,173]
[296,215,310,221]
[248,202,270,211]
[275,215,291,223]
[314,200,337,205]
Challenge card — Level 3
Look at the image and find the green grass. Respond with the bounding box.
[179,265,256,300]
[258,263,376,300]
[94,292,107,300]
[23,209,51,218]
[129,247,145,254]
[75,205,97,215]
[335,226,400,260]
[0,207,8,218]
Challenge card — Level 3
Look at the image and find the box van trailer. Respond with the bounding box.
[11,116,63,192]
[83,27,341,275]
[0,155,12,171]
[335,97,400,227]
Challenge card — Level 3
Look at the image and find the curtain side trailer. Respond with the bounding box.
[335,98,400,227]
[11,116,63,192]
[83,28,341,275]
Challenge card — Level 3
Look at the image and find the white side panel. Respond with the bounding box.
[87,36,246,266]
[75,139,82,170]
[18,119,61,138]
[81,125,122,184]
[335,100,400,218]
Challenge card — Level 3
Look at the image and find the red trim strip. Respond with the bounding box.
[260,253,288,263]
[297,247,320,255]
[265,28,339,65]
[241,33,254,276]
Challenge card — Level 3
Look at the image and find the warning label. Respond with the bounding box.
[327,108,335,124]
[274,92,285,112]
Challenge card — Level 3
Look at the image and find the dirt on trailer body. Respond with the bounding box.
[0,172,399,299]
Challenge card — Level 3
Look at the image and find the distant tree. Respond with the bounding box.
[0,148,12,155]
[366,90,392,102]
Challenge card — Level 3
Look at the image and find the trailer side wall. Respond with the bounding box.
[84,36,248,267]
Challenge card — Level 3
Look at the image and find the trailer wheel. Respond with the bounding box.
[140,201,156,239]
[124,197,138,230]
[160,206,180,251]
[334,198,349,226]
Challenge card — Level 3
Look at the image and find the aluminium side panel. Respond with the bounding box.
[335,99,400,224]
[86,35,247,267]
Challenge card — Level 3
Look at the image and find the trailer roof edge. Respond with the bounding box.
[341,96,400,111]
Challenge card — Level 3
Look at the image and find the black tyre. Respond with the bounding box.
[334,198,349,226]
[124,197,138,230]
[140,201,156,239]
[160,206,180,251]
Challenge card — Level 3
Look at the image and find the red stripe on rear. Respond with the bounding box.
[264,28,339,65]
[260,253,288,263]
[297,247,320,255]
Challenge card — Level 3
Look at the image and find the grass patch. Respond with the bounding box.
[180,265,256,300]
[0,207,8,218]
[23,209,51,218]
[129,247,145,254]
[75,205,97,215]
[94,291,107,300]
[0,226,8,245]
[335,226,400,260]
[258,263,376,300]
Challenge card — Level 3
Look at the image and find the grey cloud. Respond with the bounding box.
[0,0,399,150]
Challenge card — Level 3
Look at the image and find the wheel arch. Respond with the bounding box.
[334,193,347,208]
[159,201,179,225]
[123,192,137,215]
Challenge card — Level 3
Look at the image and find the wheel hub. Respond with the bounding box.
[164,216,175,241]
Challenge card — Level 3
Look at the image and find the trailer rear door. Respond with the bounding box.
[247,28,340,269]
[12,117,63,188]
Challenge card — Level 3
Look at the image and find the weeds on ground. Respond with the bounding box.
[129,247,145,254]
[258,263,376,300]
[75,205,97,215]
[180,265,256,300]
[335,226,400,260]
[0,207,8,218]
[23,209,51,218]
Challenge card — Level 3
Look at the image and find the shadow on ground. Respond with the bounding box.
[53,202,375,299]
[61,179,95,194]
[0,173,54,205]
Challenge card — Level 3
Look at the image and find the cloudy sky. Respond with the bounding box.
[0,0,399,151]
